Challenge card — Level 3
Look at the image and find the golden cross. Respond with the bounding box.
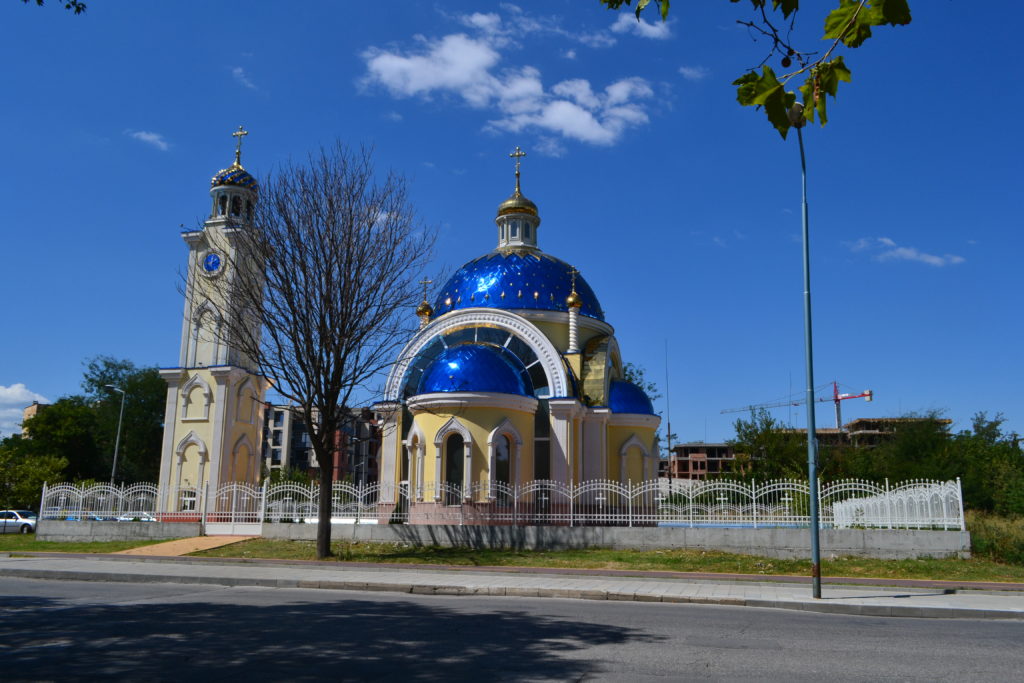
[419,277,433,302]
[232,125,248,165]
[509,146,526,193]
[568,266,579,293]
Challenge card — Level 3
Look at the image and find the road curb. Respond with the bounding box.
[3,565,1021,620]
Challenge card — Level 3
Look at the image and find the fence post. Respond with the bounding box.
[259,479,268,528]
[513,484,518,527]
[355,481,362,525]
[688,482,693,529]
[752,479,758,530]
[569,481,577,528]
[885,478,892,529]
[956,477,966,532]
[201,482,210,532]
[38,482,48,520]
[627,480,632,528]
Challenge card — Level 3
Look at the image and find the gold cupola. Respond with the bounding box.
[495,146,541,250]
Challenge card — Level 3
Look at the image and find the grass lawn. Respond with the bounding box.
[0,534,165,554]
[191,538,1024,583]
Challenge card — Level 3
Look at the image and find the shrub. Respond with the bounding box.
[967,511,1024,565]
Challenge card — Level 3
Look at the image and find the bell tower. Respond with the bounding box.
[156,127,269,508]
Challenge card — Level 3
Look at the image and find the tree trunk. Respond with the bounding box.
[316,453,333,559]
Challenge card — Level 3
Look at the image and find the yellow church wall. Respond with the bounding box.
[410,406,535,501]
[606,424,657,483]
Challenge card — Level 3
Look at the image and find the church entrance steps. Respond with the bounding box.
[113,535,255,557]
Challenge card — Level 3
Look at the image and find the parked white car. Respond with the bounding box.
[0,510,37,534]
[116,513,157,522]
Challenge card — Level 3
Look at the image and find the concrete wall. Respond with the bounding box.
[262,523,971,560]
[37,520,202,543]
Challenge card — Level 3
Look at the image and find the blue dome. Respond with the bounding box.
[608,380,656,415]
[433,250,604,321]
[417,344,530,396]
[211,165,258,191]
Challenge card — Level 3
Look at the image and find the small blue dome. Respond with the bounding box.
[417,344,530,396]
[608,380,655,415]
[433,250,603,321]
[211,164,258,191]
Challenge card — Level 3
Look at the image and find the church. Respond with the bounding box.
[374,148,660,514]
[155,134,659,514]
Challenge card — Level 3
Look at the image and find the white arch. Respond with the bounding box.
[433,416,473,501]
[190,300,223,366]
[230,433,255,482]
[487,418,523,491]
[235,376,257,424]
[176,430,209,461]
[181,373,213,420]
[384,308,570,401]
[618,433,649,482]
[404,420,427,500]
[174,430,209,493]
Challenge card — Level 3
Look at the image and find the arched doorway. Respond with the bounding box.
[444,433,464,505]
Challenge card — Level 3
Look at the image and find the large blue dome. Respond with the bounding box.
[433,250,604,321]
[417,344,530,396]
[608,379,656,415]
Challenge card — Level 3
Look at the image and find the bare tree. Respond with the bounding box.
[208,144,435,558]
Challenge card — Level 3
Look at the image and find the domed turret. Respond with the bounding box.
[608,379,656,415]
[209,126,257,223]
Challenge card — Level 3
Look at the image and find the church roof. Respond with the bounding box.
[416,343,531,396]
[608,379,656,415]
[211,162,258,191]
[433,250,604,321]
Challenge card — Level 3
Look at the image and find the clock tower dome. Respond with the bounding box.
[156,127,269,509]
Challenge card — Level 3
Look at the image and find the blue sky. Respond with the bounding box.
[1,1,1021,443]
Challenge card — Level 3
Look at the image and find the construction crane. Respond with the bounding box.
[721,381,873,430]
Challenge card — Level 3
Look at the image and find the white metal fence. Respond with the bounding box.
[39,477,965,531]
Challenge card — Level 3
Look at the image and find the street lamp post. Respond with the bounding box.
[105,385,126,486]
[790,103,822,599]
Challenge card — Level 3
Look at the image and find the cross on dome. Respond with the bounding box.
[510,146,526,194]
[232,125,249,166]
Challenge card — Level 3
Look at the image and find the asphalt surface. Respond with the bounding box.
[2,577,1022,681]
[2,553,1024,620]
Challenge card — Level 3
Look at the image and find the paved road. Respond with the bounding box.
[2,577,1021,681]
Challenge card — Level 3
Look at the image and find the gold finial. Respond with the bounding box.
[232,125,249,166]
[510,146,526,195]
[416,277,434,318]
[566,266,582,308]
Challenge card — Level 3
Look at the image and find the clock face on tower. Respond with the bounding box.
[202,252,222,275]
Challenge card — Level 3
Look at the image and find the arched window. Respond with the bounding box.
[218,195,227,216]
[230,196,242,217]
[445,433,464,505]
[246,201,253,221]
[494,434,511,486]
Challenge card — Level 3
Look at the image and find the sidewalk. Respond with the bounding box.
[2,552,1023,620]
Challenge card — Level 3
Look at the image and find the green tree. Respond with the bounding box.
[0,435,68,510]
[21,396,101,480]
[600,0,912,137]
[81,356,166,482]
[727,409,806,479]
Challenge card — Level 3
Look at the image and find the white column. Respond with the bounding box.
[582,408,610,481]
[375,402,401,502]
[567,307,579,353]
[548,399,581,484]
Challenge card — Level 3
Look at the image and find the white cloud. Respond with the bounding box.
[231,66,257,90]
[846,237,965,267]
[0,383,49,436]
[563,49,577,60]
[125,130,170,151]
[534,137,566,158]
[678,65,710,81]
[384,111,403,122]
[361,30,654,147]
[610,13,671,40]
